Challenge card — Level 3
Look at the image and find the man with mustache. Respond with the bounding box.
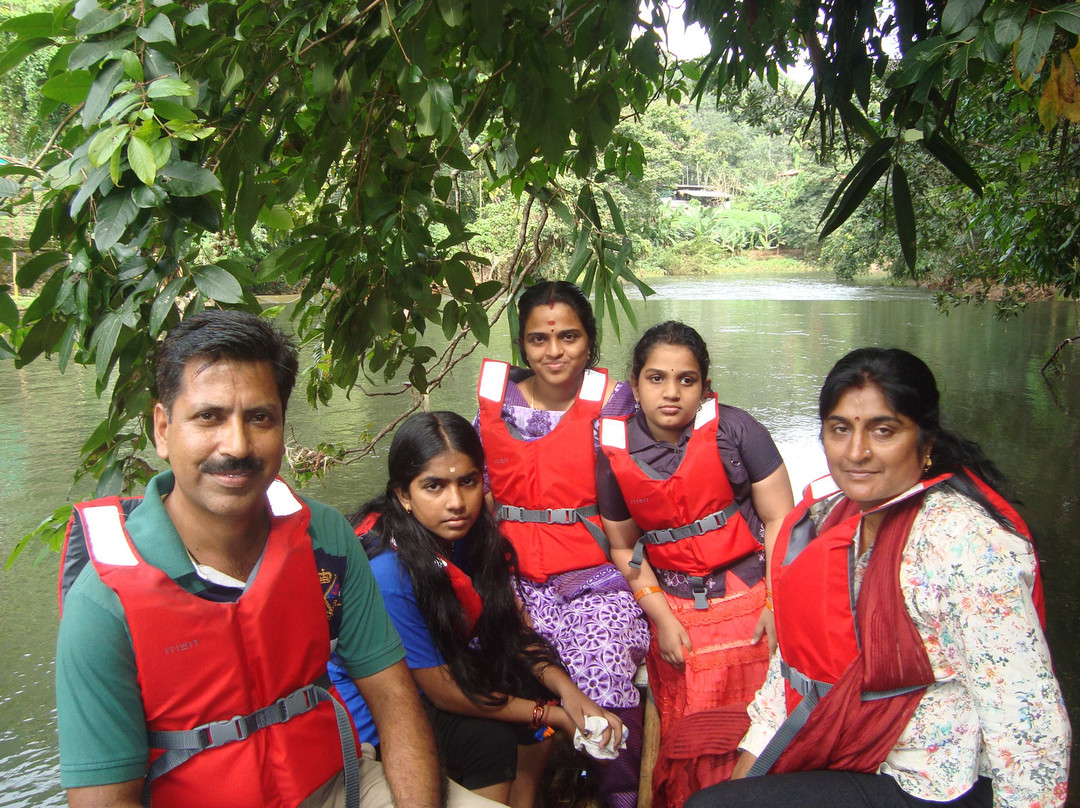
[54,310,482,808]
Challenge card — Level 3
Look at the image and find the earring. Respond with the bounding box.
[923,455,932,473]
[403,502,411,514]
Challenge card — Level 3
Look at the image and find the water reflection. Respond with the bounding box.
[1,275,1077,806]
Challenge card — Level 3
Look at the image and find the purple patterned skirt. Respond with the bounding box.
[518,564,650,708]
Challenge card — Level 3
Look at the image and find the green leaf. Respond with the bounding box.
[77,7,128,37]
[892,164,917,272]
[121,49,142,80]
[1043,4,1080,35]
[150,99,196,121]
[159,161,222,196]
[184,4,210,28]
[89,309,124,379]
[88,124,128,166]
[0,164,39,178]
[922,131,983,196]
[0,290,17,332]
[567,226,592,282]
[473,0,502,55]
[42,70,92,105]
[819,136,896,225]
[473,280,503,302]
[57,320,79,372]
[465,302,490,344]
[0,12,56,38]
[83,60,124,126]
[1015,14,1055,77]
[257,204,293,230]
[0,37,54,79]
[68,30,137,71]
[600,188,625,235]
[437,0,464,27]
[442,261,472,297]
[127,136,157,185]
[149,275,188,335]
[992,1,1025,43]
[16,251,67,288]
[93,191,139,251]
[819,156,892,240]
[146,77,193,99]
[192,264,243,303]
[138,13,176,45]
[441,298,459,340]
[942,0,986,36]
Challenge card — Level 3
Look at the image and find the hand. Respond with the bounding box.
[657,616,692,666]
[591,707,625,749]
[731,750,757,779]
[556,686,597,733]
[546,703,625,749]
[751,607,777,654]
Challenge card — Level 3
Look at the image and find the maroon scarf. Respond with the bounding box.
[772,493,935,773]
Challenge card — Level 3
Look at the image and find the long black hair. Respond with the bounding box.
[348,411,562,705]
[818,347,1019,530]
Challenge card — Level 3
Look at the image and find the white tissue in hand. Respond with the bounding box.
[572,715,628,760]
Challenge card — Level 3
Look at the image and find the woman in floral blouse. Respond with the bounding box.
[686,347,1070,808]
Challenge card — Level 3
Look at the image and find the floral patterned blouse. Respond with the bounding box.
[741,486,1071,808]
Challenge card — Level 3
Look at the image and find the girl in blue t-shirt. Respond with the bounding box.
[330,411,623,808]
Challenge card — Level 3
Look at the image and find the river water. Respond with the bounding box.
[2,273,1078,805]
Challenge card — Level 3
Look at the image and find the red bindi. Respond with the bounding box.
[854,416,860,422]
[547,320,555,325]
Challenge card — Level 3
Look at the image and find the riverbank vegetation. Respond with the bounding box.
[0,0,1076,528]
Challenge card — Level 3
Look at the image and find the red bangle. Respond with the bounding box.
[529,699,545,729]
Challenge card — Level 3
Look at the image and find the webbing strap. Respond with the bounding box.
[145,685,359,808]
[629,503,740,569]
[746,664,924,777]
[746,687,821,777]
[496,504,610,557]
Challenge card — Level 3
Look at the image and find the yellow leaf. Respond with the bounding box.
[1038,65,1060,130]
[1058,53,1080,123]
[1059,53,1077,104]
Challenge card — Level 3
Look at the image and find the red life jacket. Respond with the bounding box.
[355,513,484,634]
[477,358,610,581]
[598,396,761,585]
[754,471,1046,776]
[772,474,952,714]
[66,480,351,808]
[773,471,1046,713]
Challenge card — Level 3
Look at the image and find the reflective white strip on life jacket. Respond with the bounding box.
[478,359,509,402]
[599,417,627,450]
[694,396,718,428]
[806,474,842,502]
[82,505,138,567]
[266,479,302,516]
[579,368,605,402]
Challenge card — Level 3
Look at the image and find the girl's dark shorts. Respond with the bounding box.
[423,697,543,790]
